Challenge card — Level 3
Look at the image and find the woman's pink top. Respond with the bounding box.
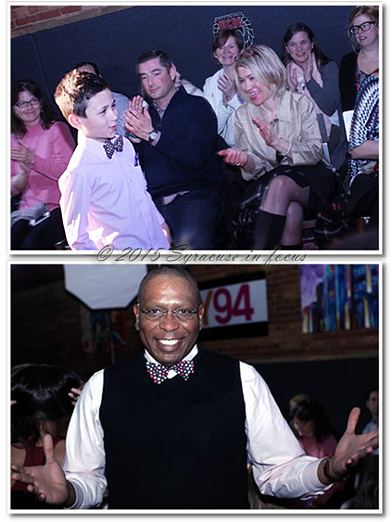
[11,121,75,211]
[299,432,337,458]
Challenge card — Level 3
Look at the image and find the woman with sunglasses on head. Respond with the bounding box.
[11,79,75,250]
[282,23,346,172]
[339,6,379,112]
[218,45,337,251]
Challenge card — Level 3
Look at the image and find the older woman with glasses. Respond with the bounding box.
[11,79,75,250]
[218,45,337,250]
[339,5,379,111]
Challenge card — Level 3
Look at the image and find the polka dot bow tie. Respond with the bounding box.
[146,360,195,385]
[103,136,123,159]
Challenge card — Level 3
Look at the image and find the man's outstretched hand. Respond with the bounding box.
[11,434,75,506]
[319,407,379,483]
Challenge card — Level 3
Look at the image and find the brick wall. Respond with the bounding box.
[190,265,378,363]
[11,264,378,378]
[10,5,131,38]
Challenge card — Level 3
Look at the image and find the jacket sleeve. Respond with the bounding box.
[306,61,341,116]
[289,95,323,166]
[203,73,243,136]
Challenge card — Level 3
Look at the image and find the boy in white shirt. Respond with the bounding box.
[54,70,170,251]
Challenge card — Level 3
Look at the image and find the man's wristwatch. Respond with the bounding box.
[148,129,159,144]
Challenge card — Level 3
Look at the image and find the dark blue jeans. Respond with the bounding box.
[154,190,223,250]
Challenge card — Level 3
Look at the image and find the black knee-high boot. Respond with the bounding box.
[280,243,303,250]
[253,210,286,250]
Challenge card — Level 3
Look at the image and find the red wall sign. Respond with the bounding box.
[199,273,268,341]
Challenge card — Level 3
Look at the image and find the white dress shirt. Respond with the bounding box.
[63,346,327,509]
[59,133,170,251]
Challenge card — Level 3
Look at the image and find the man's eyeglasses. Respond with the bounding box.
[349,21,377,35]
[14,97,40,109]
[137,304,199,322]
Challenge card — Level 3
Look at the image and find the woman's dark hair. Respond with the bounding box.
[292,399,333,443]
[11,79,58,137]
[212,29,244,54]
[282,23,330,67]
[11,364,83,446]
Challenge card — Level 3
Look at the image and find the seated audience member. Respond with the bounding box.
[288,392,310,427]
[345,73,378,227]
[362,388,379,448]
[218,45,338,250]
[291,400,346,508]
[11,266,379,510]
[339,6,379,112]
[54,70,170,251]
[73,61,131,137]
[351,467,379,509]
[11,364,83,509]
[340,388,379,509]
[358,388,379,484]
[203,29,245,148]
[10,79,75,250]
[282,23,346,171]
[125,50,223,250]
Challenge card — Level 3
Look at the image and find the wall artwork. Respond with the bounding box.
[80,307,127,363]
[300,265,379,333]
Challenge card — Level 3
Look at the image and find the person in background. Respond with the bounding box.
[340,388,379,509]
[291,400,346,508]
[363,388,379,442]
[11,364,83,509]
[11,267,378,510]
[282,23,346,171]
[345,71,379,230]
[339,5,379,112]
[359,388,379,472]
[10,79,75,250]
[288,392,310,424]
[203,29,245,148]
[125,50,223,250]
[73,61,131,137]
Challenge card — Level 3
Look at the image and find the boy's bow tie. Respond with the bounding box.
[103,136,123,159]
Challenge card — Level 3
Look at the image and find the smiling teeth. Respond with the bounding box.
[160,340,178,345]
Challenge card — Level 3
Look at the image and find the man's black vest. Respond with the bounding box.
[99,350,249,509]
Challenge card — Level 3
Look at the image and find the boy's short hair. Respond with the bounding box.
[54,70,110,120]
